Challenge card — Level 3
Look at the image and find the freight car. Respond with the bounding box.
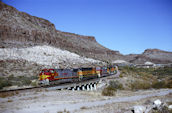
[39,66,117,85]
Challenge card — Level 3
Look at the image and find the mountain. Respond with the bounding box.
[129,49,172,64]
[0,1,124,63]
[0,1,172,68]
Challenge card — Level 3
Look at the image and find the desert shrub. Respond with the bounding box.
[0,76,38,88]
[30,76,38,80]
[7,99,13,102]
[15,76,38,86]
[31,81,38,87]
[21,77,31,85]
[153,67,172,76]
[120,66,172,77]
[152,80,166,89]
[130,79,172,90]
[130,80,152,90]
[151,105,171,113]
[152,79,172,89]
[0,92,16,98]
[102,86,116,96]
[166,79,172,88]
[109,80,124,90]
[0,77,12,89]
[80,106,87,109]
[119,74,123,78]
[8,74,15,80]
[57,109,70,113]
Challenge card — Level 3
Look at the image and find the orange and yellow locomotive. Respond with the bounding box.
[39,66,117,85]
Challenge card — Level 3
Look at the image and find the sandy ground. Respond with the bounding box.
[0,88,172,113]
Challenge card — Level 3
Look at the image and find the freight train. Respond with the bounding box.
[39,66,117,85]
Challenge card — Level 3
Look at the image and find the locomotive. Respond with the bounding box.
[39,66,117,85]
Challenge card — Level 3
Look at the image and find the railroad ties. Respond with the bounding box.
[47,79,99,91]
[70,82,97,91]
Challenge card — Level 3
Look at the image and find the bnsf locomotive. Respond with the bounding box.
[39,66,117,85]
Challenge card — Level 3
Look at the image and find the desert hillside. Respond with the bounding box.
[0,2,172,113]
[0,1,124,63]
[129,49,172,64]
[1,1,172,64]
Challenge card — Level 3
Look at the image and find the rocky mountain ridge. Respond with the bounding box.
[0,1,172,64]
[0,1,123,63]
[129,49,172,64]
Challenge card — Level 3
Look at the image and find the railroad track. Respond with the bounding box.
[0,70,120,93]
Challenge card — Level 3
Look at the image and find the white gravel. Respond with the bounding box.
[0,45,100,67]
[0,89,172,113]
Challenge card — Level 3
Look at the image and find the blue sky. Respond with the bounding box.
[3,0,172,54]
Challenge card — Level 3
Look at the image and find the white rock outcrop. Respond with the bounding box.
[153,99,162,108]
[168,105,172,110]
[112,60,128,64]
[132,105,146,113]
[0,45,100,66]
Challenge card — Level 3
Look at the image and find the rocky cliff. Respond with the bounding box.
[0,1,172,65]
[129,49,172,64]
[0,1,123,62]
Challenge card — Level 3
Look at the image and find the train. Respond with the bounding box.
[39,66,117,85]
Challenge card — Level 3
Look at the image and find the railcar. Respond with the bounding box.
[78,67,101,79]
[39,66,117,85]
[101,67,110,76]
[109,66,116,74]
[39,68,79,85]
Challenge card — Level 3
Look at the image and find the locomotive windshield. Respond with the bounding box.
[41,70,49,73]
[50,70,54,73]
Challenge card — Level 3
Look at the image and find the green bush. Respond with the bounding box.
[0,75,38,89]
[152,80,166,89]
[130,79,172,90]
[109,81,124,90]
[102,86,116,96]
[0,77,12,89]
[21,77,31,85]
[166,79,172,88]
[152,79,172,89]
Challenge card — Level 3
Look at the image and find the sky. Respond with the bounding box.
[3,0,172,55]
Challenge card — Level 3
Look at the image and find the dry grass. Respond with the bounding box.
[119,66,172,90]
[109,80,124,90]
[0,91,19,98]
[80,106,88,109]
[151,105,172,113]
[152,79,172,89]
[167,101,172,105]
[57,109,70,113]
[7,99,13,102]
[130,80,152,90]
[102,86,116,96]
[130,78,172,90]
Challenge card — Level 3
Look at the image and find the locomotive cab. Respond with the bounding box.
[39,69,54,85]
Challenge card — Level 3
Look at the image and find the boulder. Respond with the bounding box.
[168,105,172,110]
[153,99,162,109]
[132,105,146,113]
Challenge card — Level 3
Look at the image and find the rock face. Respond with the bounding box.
[0,1,123,62]
[129,49,172,64]
[0,1,172,64]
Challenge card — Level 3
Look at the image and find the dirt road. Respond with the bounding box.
[0,88,172,113]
